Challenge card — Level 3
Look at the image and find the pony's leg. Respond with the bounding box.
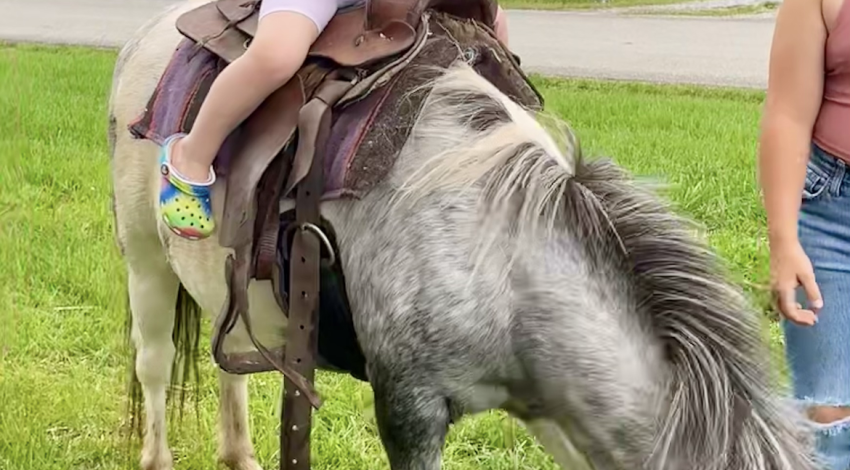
[371,372,451,470]
[514,294,670,469]
[209,281,282,470]
[218,372,262,470]
[129,259,180,470]
[522,419,588,470]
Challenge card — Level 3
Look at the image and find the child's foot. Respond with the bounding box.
[158,134,216,240]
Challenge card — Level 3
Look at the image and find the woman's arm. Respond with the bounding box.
[757,0,827,323]
[758,0,826,246]
[494,6,509,47]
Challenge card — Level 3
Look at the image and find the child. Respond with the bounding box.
[158,0,509,240]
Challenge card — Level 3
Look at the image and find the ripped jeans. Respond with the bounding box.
[783,143,850,470]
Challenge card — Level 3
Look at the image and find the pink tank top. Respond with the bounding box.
[812,0,850,161]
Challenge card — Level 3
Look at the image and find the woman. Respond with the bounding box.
[158,0,511,240]
[758,0,850,466]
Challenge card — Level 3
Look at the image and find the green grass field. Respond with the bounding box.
[0,43,784,469]
[500,0,692,9]
[641,1,778,16]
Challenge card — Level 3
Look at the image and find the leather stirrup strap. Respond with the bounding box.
[281,77,353,470]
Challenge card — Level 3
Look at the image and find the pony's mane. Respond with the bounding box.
[395,63,817,470]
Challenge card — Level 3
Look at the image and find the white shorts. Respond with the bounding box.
[258,0,364,33]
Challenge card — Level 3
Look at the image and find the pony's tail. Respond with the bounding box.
[569,158,818,470]
[169,283,203,420]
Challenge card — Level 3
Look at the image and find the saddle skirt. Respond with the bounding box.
[128,0,544,382]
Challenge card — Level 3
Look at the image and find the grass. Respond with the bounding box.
[500,0,695,10]
[532,76,772,304]
[0,43,784,469]
[643,1,779,16]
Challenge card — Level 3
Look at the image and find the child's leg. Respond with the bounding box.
[159,1,336,240]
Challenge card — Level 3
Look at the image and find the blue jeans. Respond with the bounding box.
[783,143,850,470]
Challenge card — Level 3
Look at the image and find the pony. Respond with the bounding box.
[108,1,819,469]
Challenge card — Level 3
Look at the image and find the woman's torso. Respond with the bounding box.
[813,0,850,161]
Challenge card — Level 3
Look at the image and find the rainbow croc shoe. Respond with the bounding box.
[158,134,217,240]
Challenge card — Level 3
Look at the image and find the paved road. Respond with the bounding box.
[0,0,776,88]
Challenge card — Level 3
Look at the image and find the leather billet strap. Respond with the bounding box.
[253,151,291,280]
[281,77,353,470]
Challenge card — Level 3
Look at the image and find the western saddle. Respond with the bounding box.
[171,0,543,468]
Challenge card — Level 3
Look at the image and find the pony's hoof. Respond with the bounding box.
[140,449,173,470]
[220,455,263,470]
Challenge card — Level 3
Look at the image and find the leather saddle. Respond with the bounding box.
[177,0,499,65]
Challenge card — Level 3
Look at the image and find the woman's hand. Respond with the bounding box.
[770,239,823,326]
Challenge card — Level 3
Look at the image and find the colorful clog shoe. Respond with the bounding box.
[158,134,216,240]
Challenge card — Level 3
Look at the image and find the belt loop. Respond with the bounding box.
[830,157,846,197]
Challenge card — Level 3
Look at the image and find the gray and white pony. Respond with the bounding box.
[108,1,819,469]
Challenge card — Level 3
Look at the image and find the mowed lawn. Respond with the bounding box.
[0,43,781,470]
[500,0,693,9]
